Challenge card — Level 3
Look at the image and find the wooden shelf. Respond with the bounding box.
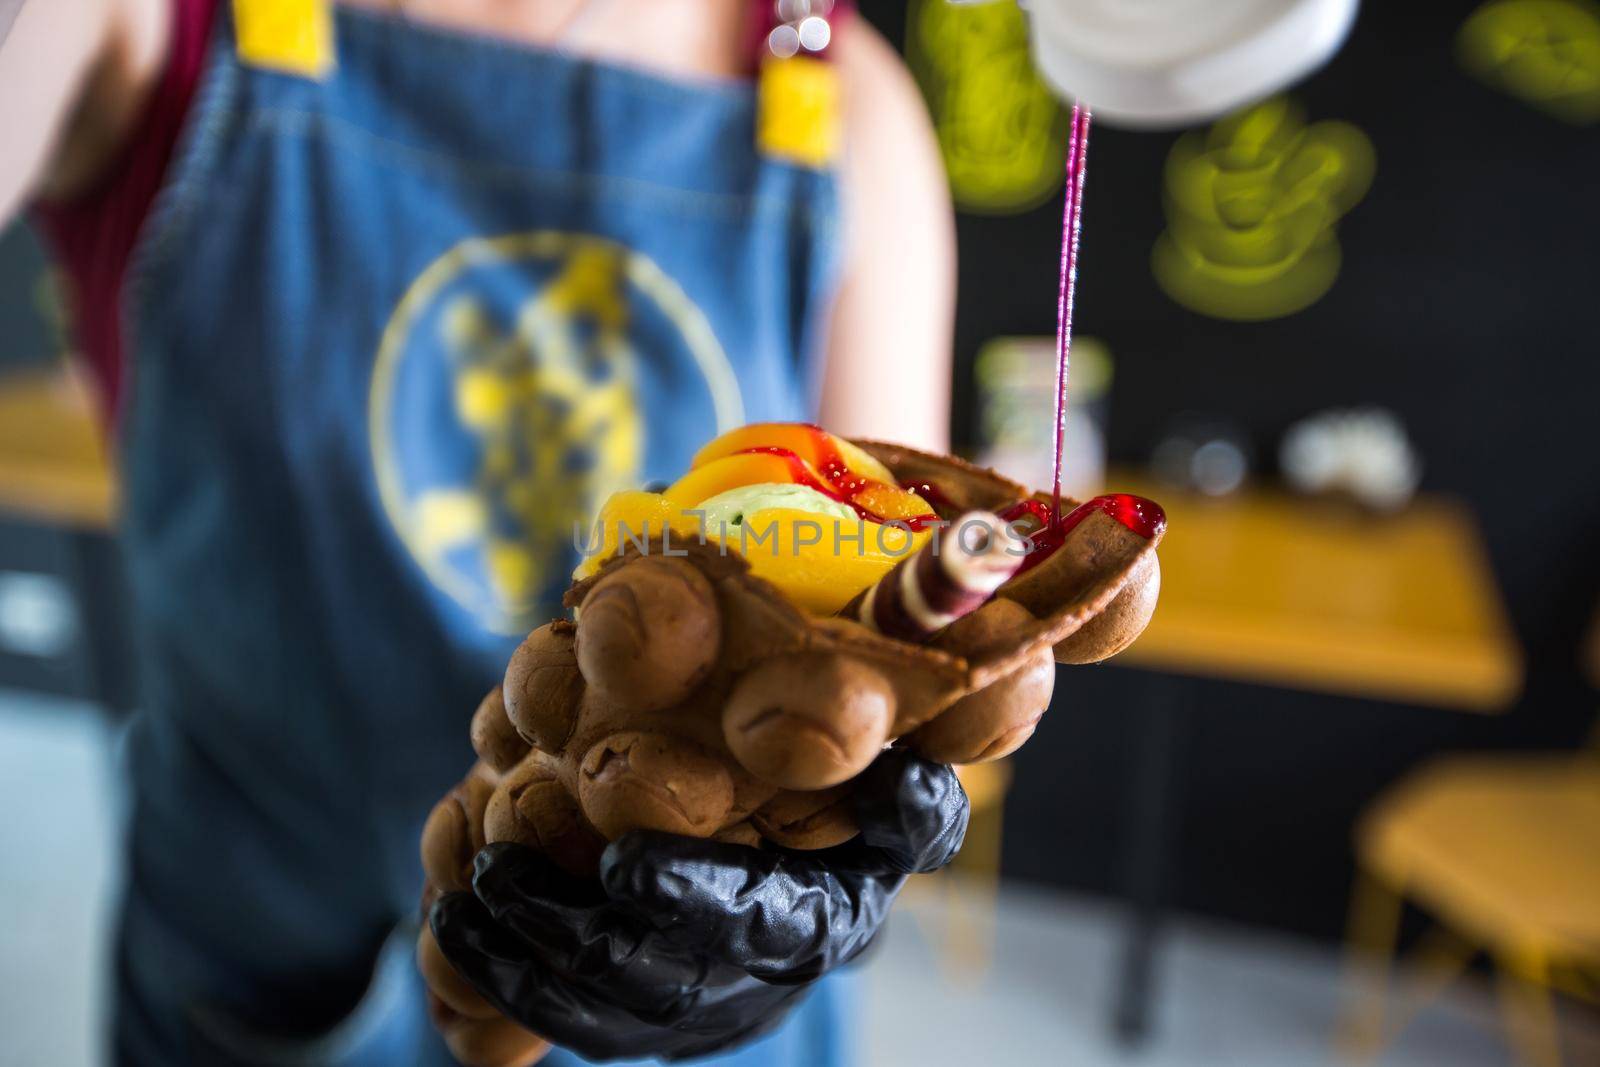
[1108,473,1522,713]
[0,365,115,529]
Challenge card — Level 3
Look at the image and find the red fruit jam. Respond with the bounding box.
[999,493,1165,573]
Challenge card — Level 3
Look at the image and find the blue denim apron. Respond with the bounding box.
[114,6,849,1064]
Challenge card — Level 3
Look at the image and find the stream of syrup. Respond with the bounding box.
[983,109,1170,574]
[999,494,1167,573]
[1051,103,1093,530]
[740,124,1158,571]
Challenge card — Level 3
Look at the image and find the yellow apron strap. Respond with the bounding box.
[233,0,337,79]
[757,56,841,168]
[755,2,844,168]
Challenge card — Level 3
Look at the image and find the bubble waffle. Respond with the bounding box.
[419,437,1164,1065]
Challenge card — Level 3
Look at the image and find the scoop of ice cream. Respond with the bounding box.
[693,482,859,532]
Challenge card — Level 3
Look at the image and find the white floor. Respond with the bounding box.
[867,882,1597,1066]
[2,694,1594,1067]
[0,694,122,1067]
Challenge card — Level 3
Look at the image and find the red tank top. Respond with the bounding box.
[33,0,218,420]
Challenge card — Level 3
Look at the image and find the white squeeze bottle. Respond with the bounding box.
[1012,0,1360,127]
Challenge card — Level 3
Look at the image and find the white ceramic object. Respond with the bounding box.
[1021,0,1359,128]
[1280,408,1422,512]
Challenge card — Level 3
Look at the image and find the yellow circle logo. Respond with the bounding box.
[370,232,743,634]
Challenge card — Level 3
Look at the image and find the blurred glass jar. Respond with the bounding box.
[971,335,1110,498]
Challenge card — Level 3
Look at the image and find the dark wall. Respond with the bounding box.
[861,0,1600,941]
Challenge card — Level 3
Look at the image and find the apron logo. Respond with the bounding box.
[370,232,743,634]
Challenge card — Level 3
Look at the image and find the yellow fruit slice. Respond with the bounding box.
[575,491,699,580]
[575,424,935,612]
[690,423,896,487]
[713,508,927,615]
[681,429,933,526]
[663,452,820,508]
[575,492,928,614]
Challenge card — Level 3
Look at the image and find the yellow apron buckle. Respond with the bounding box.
[233,0,336,79]
[757,55,841,169]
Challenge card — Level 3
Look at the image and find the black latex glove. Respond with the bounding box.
[430,749,969,1062]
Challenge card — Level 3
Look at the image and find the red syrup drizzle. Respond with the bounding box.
[734,442,941,531]
[1051,103,1093,529]
[801,423,875,497]
[999,494,1166,573]
[879,112,1154,579]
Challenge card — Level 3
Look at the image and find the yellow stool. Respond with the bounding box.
[1339,755,1600,1066]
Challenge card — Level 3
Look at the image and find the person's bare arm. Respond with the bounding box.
[817,19,955,453]
[0,0,167,225]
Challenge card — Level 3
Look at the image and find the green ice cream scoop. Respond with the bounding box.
[692,482,859,533]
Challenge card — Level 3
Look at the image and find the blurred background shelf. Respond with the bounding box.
[0,366,129,714]
[1113,473,1522,712]
[0,365,115,530]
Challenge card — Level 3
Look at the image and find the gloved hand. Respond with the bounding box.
[430,749,969,1062]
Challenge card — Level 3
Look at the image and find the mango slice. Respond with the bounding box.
[576,425,938,611]
[712,508,928,615]
[690,423,897,487]
[682,427,934,528]
[576,492,929,613]
[575,492,700,580]
[663,453,823,509]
